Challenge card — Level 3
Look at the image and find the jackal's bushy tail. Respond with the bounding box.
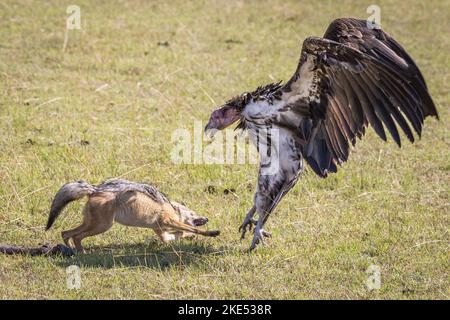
[46,181,97,230]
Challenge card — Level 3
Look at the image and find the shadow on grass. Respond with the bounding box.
[54,240,226,270]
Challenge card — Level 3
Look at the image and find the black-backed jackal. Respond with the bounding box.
[46,179,220,253]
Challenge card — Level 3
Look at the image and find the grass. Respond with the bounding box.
[0,0,448,299]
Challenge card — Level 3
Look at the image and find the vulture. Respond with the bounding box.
[204,18,439,250]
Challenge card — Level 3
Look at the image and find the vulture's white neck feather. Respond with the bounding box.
[242,99,285,122]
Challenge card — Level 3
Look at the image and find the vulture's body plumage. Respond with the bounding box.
[205,18,438,250]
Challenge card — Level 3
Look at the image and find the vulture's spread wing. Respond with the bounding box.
[281,18,438,177]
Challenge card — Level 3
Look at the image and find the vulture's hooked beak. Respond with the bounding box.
[204,126,219,141]
[204,113,219,141]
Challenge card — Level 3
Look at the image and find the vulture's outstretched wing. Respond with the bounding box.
[281,18,438,177]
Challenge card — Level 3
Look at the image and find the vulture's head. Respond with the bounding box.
[204,82,283,139]
[204,92,251,139]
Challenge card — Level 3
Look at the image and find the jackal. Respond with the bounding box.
[46,179,220,253]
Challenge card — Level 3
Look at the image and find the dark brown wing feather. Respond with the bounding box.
[280,18,438,177]
[323,18,437,118]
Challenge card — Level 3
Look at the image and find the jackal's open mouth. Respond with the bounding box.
[193,217,209,227]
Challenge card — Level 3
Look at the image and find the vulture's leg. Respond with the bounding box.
[246,134,303,250]
[248,164,301,250]
[238,206,257,239]
[249,187,288,250]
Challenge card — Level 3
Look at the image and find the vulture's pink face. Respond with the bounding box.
[204,104,241,138]
[204,93,251,139]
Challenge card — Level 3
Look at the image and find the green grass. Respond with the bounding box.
[0,0,448,299]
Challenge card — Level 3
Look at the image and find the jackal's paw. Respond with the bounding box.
[207,230,221,237]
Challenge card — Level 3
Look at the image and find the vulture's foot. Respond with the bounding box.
[238,217,257,240]
[249,227,271,251]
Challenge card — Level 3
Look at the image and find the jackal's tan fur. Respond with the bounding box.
[46,180,220,253]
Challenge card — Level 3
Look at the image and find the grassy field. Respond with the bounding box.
[0,0,448,299]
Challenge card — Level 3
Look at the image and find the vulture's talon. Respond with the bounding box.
[249,227,269,251]
[238,218,257,240]
[262,230,272,238]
